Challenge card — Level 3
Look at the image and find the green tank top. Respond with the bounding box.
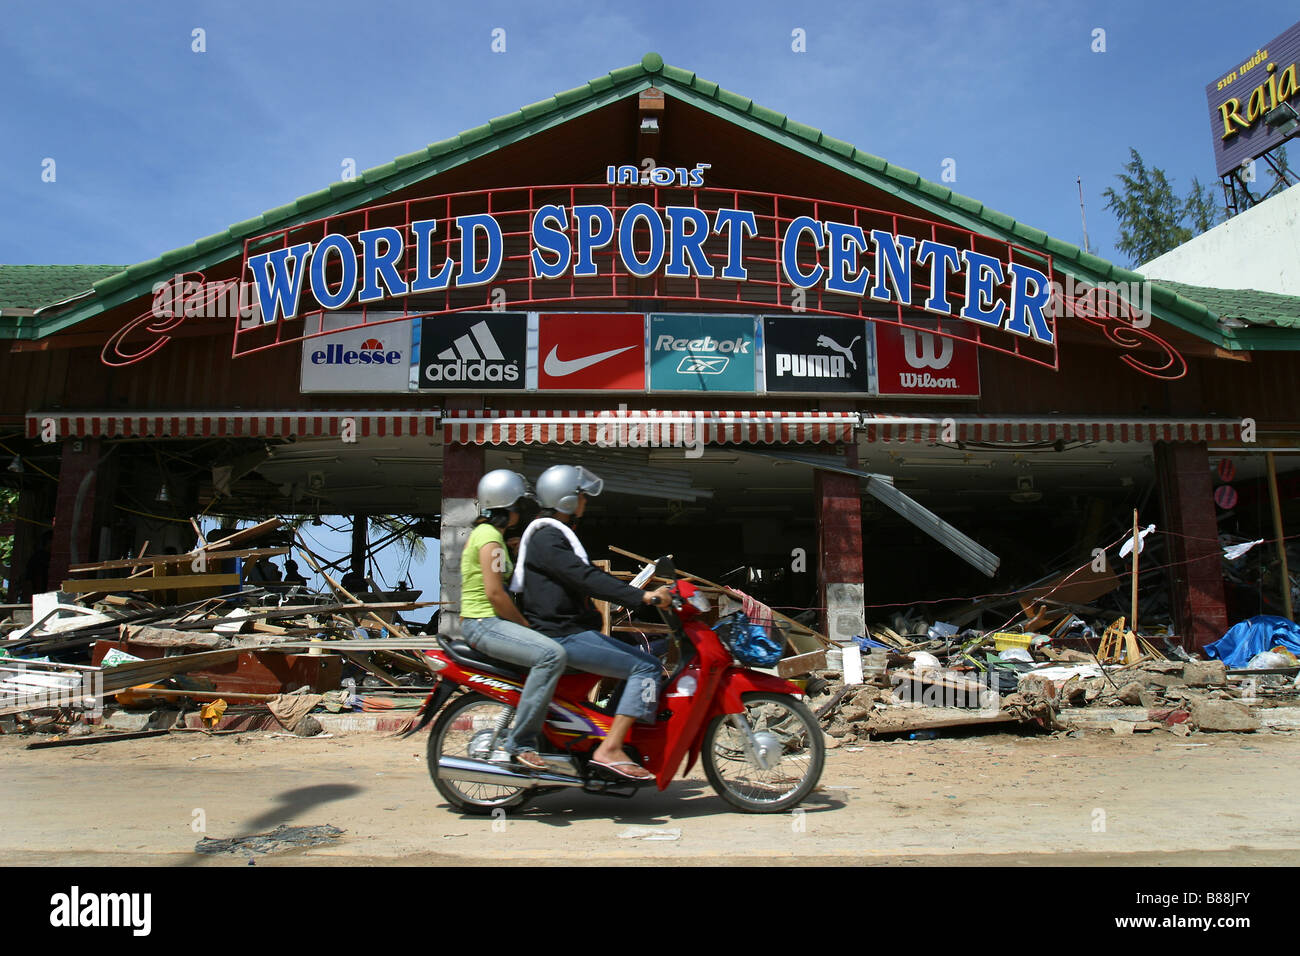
[459,522,513,619]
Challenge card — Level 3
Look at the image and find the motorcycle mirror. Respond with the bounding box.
[655,555,676,580]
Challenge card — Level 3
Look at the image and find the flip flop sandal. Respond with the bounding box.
[513,752,548,772]
[590,759,653,782]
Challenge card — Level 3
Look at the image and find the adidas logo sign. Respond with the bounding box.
[424,320,520,383]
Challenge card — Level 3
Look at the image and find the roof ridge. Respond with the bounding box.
[15,52,1288,349]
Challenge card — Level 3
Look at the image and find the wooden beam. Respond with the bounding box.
[61,573,239,593]
[608,544,829,647]
[69,546,289,574]
[1267,451,1294,620]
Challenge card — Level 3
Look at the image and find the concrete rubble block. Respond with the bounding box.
[104,710,154,733]
[1115,681,1145,705]
[1019,674,1057,699]
[826,719,852,738]
[1170,722,1193,737]
[1188,697,1260,733]
[1182,660,1227,687]
[840,703,873,723]
[1143,661,1186,675]
[1063,683,1089,706]
[1139,672,1188,689]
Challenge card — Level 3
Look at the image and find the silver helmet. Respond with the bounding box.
[534,465,604,514]
[476,469,530,514]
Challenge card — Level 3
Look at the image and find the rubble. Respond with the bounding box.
[0,519,445,738]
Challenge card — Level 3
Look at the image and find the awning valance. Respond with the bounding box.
[25,410,441,440]
[861,415,1241,444]
[442,410,858,446]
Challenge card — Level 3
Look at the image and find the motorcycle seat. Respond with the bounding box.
[439,636,528,681]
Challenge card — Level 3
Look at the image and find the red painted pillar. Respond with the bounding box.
[439,438,485,635]
[48,439,102,590]
[1155,441,1229,649]
[816,446,864,643]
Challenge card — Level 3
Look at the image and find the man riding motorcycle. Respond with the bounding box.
[510,464,671,782]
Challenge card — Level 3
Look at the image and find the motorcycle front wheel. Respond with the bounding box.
[702,691,825,813]
[428,691,531,815]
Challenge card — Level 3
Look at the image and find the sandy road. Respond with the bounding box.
[3,730,1298,865]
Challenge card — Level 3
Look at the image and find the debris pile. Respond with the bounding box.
[0,519,444,742]
[808,608,1300,742]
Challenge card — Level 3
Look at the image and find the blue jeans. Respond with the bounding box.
[459,617,566,755]
[552,630,662,722]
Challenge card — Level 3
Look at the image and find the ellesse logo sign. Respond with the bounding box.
[873,321,979,396]
[418,313,526,390]
[299,312,412,394]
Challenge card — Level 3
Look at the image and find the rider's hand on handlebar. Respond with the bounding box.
[642,585,674,608]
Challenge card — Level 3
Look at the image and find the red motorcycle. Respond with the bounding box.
[407,557,824,814]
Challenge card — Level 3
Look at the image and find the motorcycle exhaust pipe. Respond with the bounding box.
[438,755,586,789]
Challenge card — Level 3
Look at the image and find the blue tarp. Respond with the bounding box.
[1202,615,1300,668]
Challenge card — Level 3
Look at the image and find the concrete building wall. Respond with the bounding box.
[1140,182,1300,294]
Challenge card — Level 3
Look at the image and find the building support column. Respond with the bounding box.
[1155,441,1229,650]
[816,447,865,644]
[439,440,484,637]
[48,438,102,590]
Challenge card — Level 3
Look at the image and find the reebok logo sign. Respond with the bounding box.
[653,334,750,354]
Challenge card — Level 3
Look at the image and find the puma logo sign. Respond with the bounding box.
[815,334,860,370]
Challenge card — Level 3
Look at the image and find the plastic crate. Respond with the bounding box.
[991,632,1034,651]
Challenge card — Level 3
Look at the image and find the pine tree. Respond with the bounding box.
[1102,148,1223,266]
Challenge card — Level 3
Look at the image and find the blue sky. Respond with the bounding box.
[3,1,1297,267]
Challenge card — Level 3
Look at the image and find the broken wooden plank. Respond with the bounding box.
[27,730,171,749]
[61,573,239,593]
[776,649,828,678]
[68,546,289,574]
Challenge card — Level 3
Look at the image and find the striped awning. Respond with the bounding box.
[25,410,441,440]
[443,410,859,446]
[861,415,1241,444]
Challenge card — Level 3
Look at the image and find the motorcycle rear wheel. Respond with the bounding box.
[428,692,532,815]
[702,691,824,813]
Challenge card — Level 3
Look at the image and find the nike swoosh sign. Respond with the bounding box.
[543,344,637,377]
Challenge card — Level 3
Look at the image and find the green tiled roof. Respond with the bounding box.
[0,265,125,311]
[8,52,1300,351]
[1147,280,1300,331]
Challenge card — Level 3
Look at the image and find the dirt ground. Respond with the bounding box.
[3,728,1298,866]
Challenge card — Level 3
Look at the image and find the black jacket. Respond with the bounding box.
[519,524,645,638]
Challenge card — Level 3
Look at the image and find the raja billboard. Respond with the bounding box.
[1207,20,1300,177]
[872,319,980,397]
[417,313,526,390]
[648,314,757,393]
[537,313,645,391]
[299,312,412,393]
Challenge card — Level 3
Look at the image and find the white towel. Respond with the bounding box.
[508,517,589,593]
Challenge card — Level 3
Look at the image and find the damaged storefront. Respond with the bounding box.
[2,53,1298,734]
